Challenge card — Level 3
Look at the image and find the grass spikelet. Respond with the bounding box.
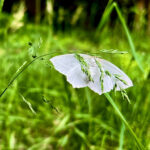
[114,74,128,85]
[74,53,93,82]
[21,94,36,115]
[95,59,105,92]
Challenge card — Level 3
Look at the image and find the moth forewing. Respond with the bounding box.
[66,65,89,88]
[50,54,79,75]
[99,58,133,90]
[87,58,113,95]
[50,54,91,88]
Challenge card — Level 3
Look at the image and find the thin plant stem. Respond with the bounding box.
[104,93,144,150]
[113,3,144,73]
[0,53,55,98]
[96,0,114,32]
[97,1,144,72]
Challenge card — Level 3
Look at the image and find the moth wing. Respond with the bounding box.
[98,58,133,90]
[67,65,89,88]
[50,54,88,88]
[87,60,114,95]
[50,54,78,75]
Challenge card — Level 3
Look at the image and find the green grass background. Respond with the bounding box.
[0,2,150,150]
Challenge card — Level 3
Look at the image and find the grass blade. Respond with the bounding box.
[113,2,144,72]
[97,1,144,72]
[0,0,4,12]
[21,95,36,115]
[119,123,125,150]
[96,0,114,32]
[104,93,144,150]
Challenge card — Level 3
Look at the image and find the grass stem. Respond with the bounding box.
[104,93,144,150]
[0,53,55,98]
[97,1,144,72]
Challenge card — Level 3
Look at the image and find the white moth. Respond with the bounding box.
[50,54,133,95]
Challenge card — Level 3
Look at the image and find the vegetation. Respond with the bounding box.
[0,0,150,149]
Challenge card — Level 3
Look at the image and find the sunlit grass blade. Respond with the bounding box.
[54,115,70,133]
[119,123,125,150]
[100,49,128,54]
[74,127,88,142]
[58,134,69,147]
[97,1,144,72]
[0,0,4,12]
[28,137,52,150]
[96,0,114,32]
[21,94,36,115]
[9,132,16,150]
[104,93,144,150]
[113,2,144,72]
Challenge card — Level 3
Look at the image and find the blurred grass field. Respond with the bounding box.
[0,1,150,150]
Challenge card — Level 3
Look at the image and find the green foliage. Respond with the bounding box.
[0,2,150,150]
[0,0,4,12]
[97,1,144,72]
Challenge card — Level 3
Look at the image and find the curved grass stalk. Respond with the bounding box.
[0,53,55,98]
[104,93,144,150]
[97,1,144,72]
